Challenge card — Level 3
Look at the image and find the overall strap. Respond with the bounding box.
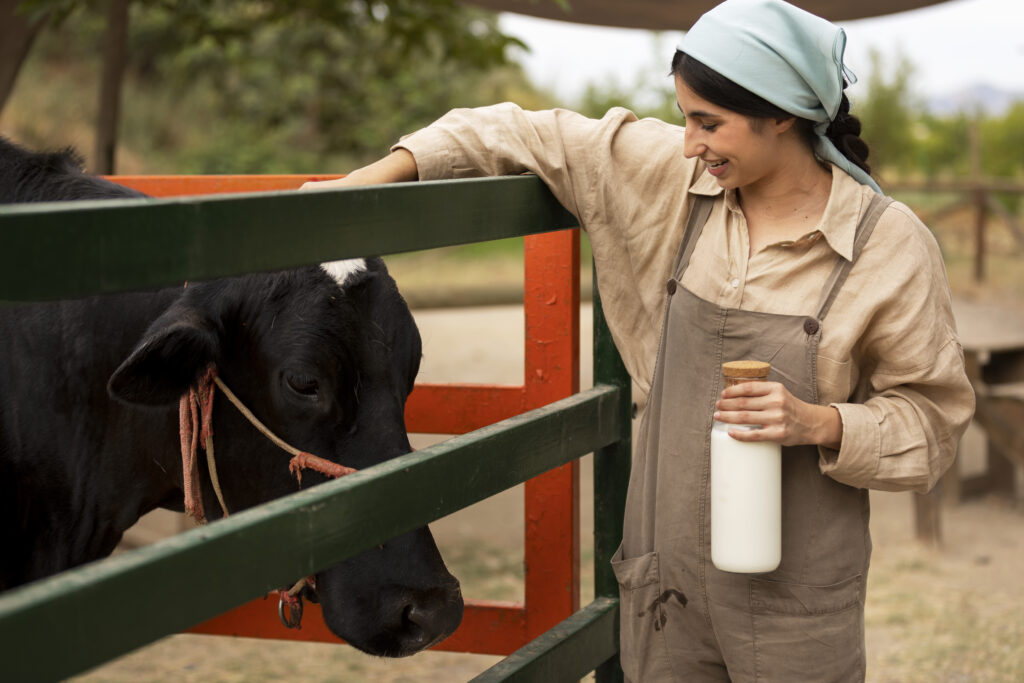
[815,193,894,321]
[672,194,716,278]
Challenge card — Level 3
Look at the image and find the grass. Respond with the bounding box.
[440,538,525,603]
[866,544,1024,682]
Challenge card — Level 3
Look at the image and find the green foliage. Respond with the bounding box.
[575,34,679,123]
[848,49,1022,182]
[980,102,1024,178]
[914,112,971,178]
[14,0,80,25]
[9,0,556,173]
[9,2,1022,182]
[852,49,920,175]
[577,75,678,123]
[137,0,534,171]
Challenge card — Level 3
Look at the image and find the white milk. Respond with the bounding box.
[710,421,781,573]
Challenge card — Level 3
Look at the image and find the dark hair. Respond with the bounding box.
[670,51,871,176]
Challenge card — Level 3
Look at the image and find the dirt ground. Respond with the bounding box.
[75,303,1024,682]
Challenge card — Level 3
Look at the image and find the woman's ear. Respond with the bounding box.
[774,116,797,135]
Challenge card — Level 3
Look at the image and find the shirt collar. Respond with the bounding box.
[689,166,723,197]
[688,163,868,262]
[816,165,866,262]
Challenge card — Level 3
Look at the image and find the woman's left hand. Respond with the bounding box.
[714,381,843,449]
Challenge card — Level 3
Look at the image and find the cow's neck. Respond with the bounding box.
[0,287,187,586]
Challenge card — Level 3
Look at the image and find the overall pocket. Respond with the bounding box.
[611,545,673,682]
[749,574,865,682]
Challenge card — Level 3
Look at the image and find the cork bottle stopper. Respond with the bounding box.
[722,360,771,385]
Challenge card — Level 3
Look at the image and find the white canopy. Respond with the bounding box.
[460,0,950,30]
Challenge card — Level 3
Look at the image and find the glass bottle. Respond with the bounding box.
[710,360,782,573]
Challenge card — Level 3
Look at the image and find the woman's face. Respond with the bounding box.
[674,75,788,192]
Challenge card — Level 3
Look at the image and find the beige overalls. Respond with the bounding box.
[612,193,892,682]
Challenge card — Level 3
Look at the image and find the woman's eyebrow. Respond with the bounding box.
[676,102,721,120]
[685,109,721,119]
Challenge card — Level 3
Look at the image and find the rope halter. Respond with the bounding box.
[178,364,358,523]
[177,364,358,628]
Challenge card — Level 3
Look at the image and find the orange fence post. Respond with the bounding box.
[522,230,581,639]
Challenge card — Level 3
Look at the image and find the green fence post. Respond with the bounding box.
[592,266,630,683]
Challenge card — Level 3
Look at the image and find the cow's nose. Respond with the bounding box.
[388,581,463,654]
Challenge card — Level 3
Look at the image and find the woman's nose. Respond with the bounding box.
[682,130,705,159]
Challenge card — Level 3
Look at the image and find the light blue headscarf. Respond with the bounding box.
[676,0,882,193]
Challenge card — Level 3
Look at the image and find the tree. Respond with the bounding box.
[980,102,1024,178]
[575,34,679,123]
[2,0,529,172]
[0,0,58,112]
[852,49,920,177]
[916,112,971,179]
[94,0,130,173]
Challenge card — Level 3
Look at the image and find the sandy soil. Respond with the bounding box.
[75,304,1024,682]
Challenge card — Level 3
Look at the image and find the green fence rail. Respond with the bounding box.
[0,177,576,302]
[0,176,630,682]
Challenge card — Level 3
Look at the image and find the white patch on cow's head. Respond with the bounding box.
[321,259,368,289]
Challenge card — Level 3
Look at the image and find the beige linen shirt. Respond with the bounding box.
[395,103,975,494]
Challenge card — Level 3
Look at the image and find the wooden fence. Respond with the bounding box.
[0,175,631,682]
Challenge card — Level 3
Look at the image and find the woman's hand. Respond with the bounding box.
[714,381,843,449]
[300,176,355,191]
[299,149,419,191]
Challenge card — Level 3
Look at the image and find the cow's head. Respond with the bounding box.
[107,258,462,657]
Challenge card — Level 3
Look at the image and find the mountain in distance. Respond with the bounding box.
[927,83,1023,116]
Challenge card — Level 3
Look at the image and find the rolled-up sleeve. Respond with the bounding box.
[821,338,975,492]
[818,204,976,493]
[392,103,644,223]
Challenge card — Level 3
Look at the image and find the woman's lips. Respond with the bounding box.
[707,159,728,177]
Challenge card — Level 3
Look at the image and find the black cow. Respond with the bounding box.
[0,137,462,657]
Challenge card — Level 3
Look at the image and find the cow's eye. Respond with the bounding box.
[285,372,320,399]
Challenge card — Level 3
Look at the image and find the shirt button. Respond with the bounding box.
[666,279,677,295]
[804,318,820,335]
[730,278,740,288]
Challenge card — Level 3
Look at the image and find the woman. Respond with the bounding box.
[304,0,974,679]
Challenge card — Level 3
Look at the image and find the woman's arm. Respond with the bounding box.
[301,149,419,191]
[313,103,671,221]
[716,203,975,494]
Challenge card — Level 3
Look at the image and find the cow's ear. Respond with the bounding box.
[108,310,220,406]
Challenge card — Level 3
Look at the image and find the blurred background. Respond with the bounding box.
[1,0,1021,680]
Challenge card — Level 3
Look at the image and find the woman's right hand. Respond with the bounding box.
[300,149,419,191]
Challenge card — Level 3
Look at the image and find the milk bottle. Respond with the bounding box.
[710,360,781,573]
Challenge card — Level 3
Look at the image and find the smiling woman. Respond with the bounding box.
[674,76,813,200]
[673,49,869,178]
[303,1,974,679]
